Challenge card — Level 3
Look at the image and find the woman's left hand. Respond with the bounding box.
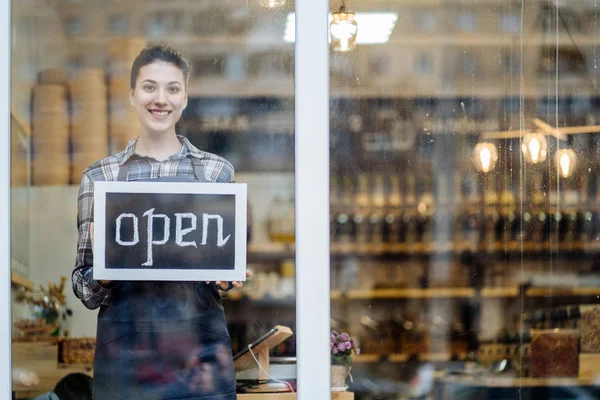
[213,270,252,291]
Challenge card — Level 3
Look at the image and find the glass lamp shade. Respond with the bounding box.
[473,142,498,173]
[521,133,548,164]
[330,11,358,52]
[555,149,577,178]
[259,0,286,8]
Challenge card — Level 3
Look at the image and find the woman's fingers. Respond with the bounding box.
[90,222,94,248]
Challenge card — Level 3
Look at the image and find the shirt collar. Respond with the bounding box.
[116,135,206,165]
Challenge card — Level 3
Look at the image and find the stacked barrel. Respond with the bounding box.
[107,38,146,152]
[69,69,109,183]
[31,73,70,185]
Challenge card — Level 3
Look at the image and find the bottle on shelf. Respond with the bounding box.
[416,174,436,243]
[452,173,464,243]
[463,172,482,246]
[434,172,451,243]
[482,173,499,244]
[383,175,403,244]
[403,173,418,244]
[530,173,548,244]
[498,173,517,243]
[579,170,593,242]
[369,174,386,243]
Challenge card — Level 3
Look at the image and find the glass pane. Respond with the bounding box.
[330,1,600,399]
[10,0,297,398]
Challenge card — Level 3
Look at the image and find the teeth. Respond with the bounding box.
[150,110,169,116]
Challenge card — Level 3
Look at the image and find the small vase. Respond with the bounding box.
[331,364,350,390]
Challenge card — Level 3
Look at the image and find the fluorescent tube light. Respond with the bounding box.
[284,12,398,44]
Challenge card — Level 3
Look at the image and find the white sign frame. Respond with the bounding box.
[93,181,247,282]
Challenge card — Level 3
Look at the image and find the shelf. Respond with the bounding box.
[440,376,600,388]
[481,287,520,298]
[247,241,600,261]
[526,287,600,297]
[346,288,475,299]
[11,273,34,290]
[225,286,600,303]
[353,353,464,364]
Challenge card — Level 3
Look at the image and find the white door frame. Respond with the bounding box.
[2,0,12,397]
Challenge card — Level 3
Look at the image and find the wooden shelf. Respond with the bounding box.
[346,288,475,299]
[226,286,600,303]
[247,241,600,261]
[481,287,520,298]
[526,287,600,297]
[11,273,34,290]
[354,353,464,364]
[440,376,600,388]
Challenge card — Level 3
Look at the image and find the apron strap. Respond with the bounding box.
[116,157,207,182]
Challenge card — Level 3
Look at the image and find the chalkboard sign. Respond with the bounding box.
[93,181,247,281]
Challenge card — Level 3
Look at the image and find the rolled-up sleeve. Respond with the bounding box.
[71,173,114,310]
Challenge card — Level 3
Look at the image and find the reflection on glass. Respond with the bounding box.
[330,5,358,53]
[330,1,600,399]
[11,0,297,398]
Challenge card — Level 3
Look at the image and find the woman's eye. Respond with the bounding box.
[168,87,180,93]
[143,85,155,91]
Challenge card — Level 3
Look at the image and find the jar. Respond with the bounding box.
[530,329,579,378]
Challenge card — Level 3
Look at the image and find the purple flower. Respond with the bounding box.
[337,342,346,351]
[332,347,339,354]
[340,332,350,341]
[352,339,358,349]
[330,342,334,350]
[355,348,361,355]
[344,341,352,350]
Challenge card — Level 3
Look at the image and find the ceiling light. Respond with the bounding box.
[330,4,358,52]
[473,142,498,173]
[284,12,398,44]
[555,149,577,178]
[521,133,548,164]
[260,0,286,8]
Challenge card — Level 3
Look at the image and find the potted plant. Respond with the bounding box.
[330,330,360,390]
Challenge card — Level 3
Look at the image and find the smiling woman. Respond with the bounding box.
[70,44,249,400]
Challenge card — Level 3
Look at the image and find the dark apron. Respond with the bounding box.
[92,158,237,400]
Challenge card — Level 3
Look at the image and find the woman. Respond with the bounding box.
[71,45,249,400]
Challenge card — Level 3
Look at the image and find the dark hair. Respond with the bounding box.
[53,373,93,400]
[130,44,191,89]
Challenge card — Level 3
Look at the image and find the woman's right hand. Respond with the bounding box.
[90,222,112,287]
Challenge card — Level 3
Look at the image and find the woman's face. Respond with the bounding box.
[130,61,188,136]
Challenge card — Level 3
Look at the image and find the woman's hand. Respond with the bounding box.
[90,222,112,287]
[211,270,252,291]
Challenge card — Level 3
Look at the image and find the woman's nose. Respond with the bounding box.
[154,89,167,104]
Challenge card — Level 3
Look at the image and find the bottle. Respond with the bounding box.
[463,172,482,246]
[579,171,593,242]
[355,173,370,209]
[482,173,499,244]
[498,174,517,243]
[452,173,464,243]
[531,174,548,243]
[403,174,418,244]
[383,175,403,244]
[435,173,451,243]
[417,174,436,243]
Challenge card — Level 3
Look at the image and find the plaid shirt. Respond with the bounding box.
[72,135,235,310]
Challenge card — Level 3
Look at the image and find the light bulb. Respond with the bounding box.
[330,8,358,52]
[260,0,286,8]
[521,133,548,164]
[555,149,577,178]
[473,142,498,173]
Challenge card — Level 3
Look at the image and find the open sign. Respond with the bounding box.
[93,181,247,282]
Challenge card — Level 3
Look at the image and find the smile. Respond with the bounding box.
[148,109,172,117]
